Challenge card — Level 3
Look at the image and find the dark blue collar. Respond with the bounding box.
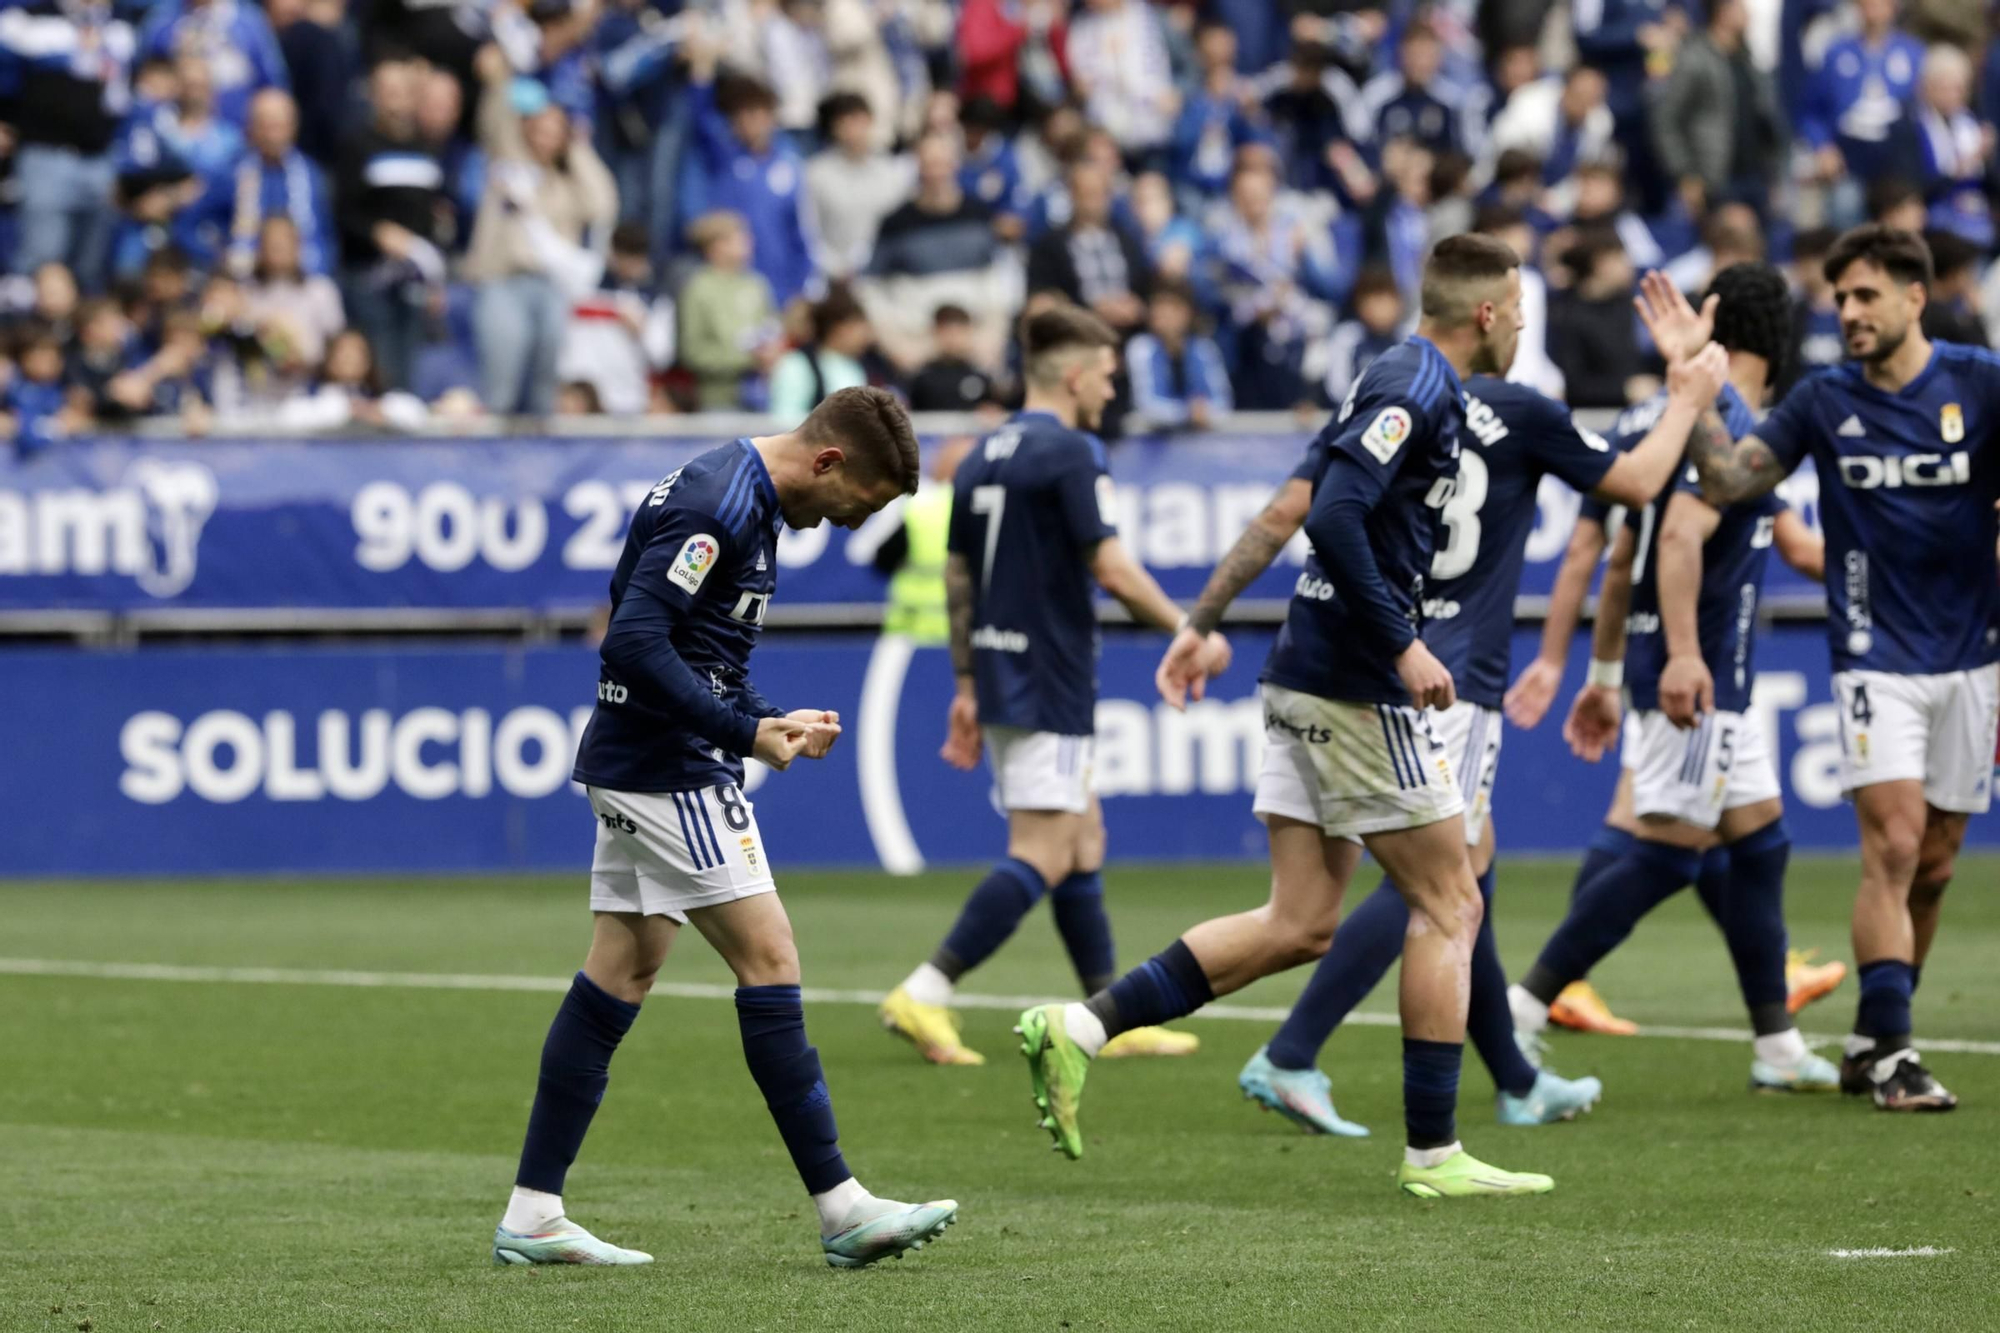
[737,437,782,531]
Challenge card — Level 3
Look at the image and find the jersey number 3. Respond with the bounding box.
[1428,453,1487,581]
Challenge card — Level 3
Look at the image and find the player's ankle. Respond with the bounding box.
[812,1176,874,1236]
[901,961,954,1007]
[1508,984,1551,1033]
[1063,1002,1108,1057]
[502,1185,565,1234]
[1404,1141,1461,1169]
[1753,1028,1808,1068]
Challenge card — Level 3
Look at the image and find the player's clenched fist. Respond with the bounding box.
[754,715,838,771]
[785,709,843,758]
[1394,639,1455,711]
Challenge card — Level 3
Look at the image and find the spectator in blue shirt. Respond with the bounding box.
[680,36,813,307]
[1124,277,1230,432]
[7,324,76,454]
[1254,39,1372,202]
[139,0,289,128]
[1207,146,1343,409]
[1168,22,1262,209]
[1800,0,1924,206]
[957,96,1023,237]
[1570,0,1682,209]
[1318,266,1404,406]
[1360,23,1473,161]
[224,88,333,278]
[270,0,355,168]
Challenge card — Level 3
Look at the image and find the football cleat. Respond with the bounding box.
[1548,980,1638,1035]
[1237,1047,1370,1137]
[1495,1069,1603,1125]
[1750,1051,1840,1092]
[1017,1004,1090,1160]
[1839,1044,1875,1097]
[822,1198,958,1269]
[879,986,985,1066]
[1099,1025,1200,1058]
[493,1220,653,1266]
[1397,1149,1555,1199]
[1869,1048,1958,1113]
[1785,949,1847,1014]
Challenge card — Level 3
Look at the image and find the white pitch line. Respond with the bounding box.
[1827,1247,1957,1259]
[4,957,2000,1057]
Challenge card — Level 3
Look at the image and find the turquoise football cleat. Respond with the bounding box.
[1238,1046,1370,1137]
[822,1198,958,1269]
[492,1220,653,1266]
[1751,1051,1840,1092]
[1496,1068,1604,1125]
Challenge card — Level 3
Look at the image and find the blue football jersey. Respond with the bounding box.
[948,410,1118,736]
[1753,342,2000,673]
[1262,336,1466,705]
[572,439,784,793]
[1614,387,1774,714]
[1422,377,1619,709]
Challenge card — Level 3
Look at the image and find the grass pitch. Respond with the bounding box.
[6,857,1999,1332]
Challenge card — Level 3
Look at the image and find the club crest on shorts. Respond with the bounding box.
[740,836,759,870]
[668,534,720,594]
[1361,407,1413,463]
[1942,403,1964,443]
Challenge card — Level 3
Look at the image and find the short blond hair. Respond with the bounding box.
[687,210,748,258]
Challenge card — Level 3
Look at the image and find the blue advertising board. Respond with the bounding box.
[0,436,1829,614]
[2,625,1971,879]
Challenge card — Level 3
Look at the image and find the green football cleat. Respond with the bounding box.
[492,1220,653,1266]
[1017,1003,1091,1160]
[1396,1149,1555,1199]
[822,1198,958,1269]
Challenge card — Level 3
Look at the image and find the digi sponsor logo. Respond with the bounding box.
[1837,451,1970,489]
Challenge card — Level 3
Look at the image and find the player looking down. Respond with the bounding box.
[1679,226,2000,1112]
[879,305,1221,1065]
[493,388,960,1268]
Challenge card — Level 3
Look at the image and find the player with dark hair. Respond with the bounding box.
[493,387,959,1269]
[1679,226,2000,1112]
[878,305,1223,1065]
[1221,293,1736,1138]
[1508,265,1840,1092]
[1013,235,1557,1197]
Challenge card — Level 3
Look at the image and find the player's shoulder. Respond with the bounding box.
[1463,374,1564,424]
[1362,338,1457,415]
[645,440,761,543]
[1933,339,2000,383]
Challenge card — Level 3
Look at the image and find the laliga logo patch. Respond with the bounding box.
[1941,403,1964,444]
[1361,407,1413,464]
[668,533,720,594]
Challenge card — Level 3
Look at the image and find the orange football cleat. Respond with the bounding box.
[1786,949,1847,1014]
[1548,980,1638,1035]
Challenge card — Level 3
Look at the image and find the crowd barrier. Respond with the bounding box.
[5,625,1973,880]
[0,433,1827,627]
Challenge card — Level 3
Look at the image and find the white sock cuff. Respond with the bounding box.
[1062,1002,1108,1058]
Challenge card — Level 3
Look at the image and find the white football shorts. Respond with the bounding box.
[986,727,1094,814]
[586,783,776,922]
[1625,708,1779,829]
[1833,665,1999,813]
[1253,683,1465,839]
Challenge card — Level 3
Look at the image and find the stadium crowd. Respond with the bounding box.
[3,0,2000,445]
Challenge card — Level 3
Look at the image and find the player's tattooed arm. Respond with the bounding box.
[945,552,976,681]
[1688,408,1784,505]
[1187,478,1311,635]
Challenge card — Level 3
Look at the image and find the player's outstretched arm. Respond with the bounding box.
[1774,509,1825,583]
[1655,491,1720,729]
[1563,523,1635,762]
[1592,342,1730,507]
[1090,534,1187,634]
[1157,477,1309,708]
[1507,513,1607,729]
[1688,408,1786,505]
[940,552,983,770]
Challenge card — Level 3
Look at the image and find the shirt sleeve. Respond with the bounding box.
[1302,451,1416,657]
[598,507,762,757]
[1318,360,1441,490]
[1527,394,1620,495]
[1054,440,1118,549]
[1749,380,1814,471]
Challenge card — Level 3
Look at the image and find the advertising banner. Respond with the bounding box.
[0,624,1957,879]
